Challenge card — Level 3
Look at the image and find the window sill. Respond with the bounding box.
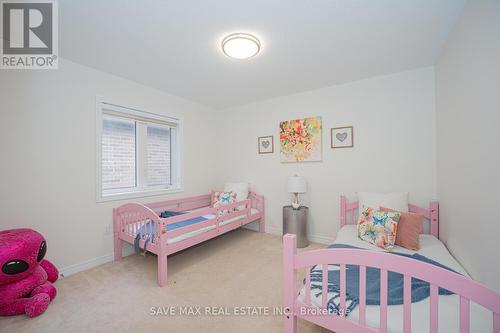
[97,187,183,203]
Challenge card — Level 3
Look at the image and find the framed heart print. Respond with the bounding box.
[331,126,353,149]
[258,136,274,154]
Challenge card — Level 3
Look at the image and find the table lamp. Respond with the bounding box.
[287,175,307,209]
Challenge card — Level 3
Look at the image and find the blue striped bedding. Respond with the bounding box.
[133,210,212,253]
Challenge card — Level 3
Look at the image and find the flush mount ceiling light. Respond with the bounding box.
[221,33,261,59]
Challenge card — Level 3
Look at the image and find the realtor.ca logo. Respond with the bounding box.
[1,0,58,69]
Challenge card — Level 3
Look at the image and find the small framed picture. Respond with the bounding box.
[331,126,354,149]
[258,136,274,154]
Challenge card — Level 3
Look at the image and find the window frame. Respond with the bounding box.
[96,97,183,202]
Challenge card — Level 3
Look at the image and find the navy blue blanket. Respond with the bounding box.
[133,211,210,253]
[309,244,459,316]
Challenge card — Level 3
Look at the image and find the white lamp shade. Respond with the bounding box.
[287,176,307,193]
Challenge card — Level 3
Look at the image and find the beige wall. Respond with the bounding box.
[436,0,500,291]
[216,67,437,243]
[0,59,219,274]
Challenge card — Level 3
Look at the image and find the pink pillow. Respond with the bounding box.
[380,207,424,251]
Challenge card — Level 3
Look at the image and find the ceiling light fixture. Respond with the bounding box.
[221,33,261,59]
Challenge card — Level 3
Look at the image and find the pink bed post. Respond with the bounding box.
[430,201,439,238]
[340,195,346,228]
[157,228,168,287]
[113,208,122,261]
[283,234,297,333]
[259,196,266,233]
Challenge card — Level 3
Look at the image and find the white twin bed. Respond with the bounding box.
[297,225,492,333]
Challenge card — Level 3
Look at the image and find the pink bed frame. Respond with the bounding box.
[283,195,500,333]
[114,192,265,287]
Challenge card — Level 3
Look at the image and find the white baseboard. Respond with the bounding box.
[308,234,332,245]
[265,225,332,245]
[59,253,114,278]
[266,225,281,236]
[59,245,134,278]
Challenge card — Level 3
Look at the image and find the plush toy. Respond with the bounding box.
[0,229,58,317]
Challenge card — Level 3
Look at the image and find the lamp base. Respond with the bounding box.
[291,193,302,210]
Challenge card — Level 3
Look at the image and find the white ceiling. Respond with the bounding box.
[60,0,465,109]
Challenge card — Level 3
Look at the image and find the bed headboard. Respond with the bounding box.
[339,195,439,238]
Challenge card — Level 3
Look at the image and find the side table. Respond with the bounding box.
[283,205,309,248]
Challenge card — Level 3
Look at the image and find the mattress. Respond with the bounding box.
[166,208,259,244]
[297,225,491,333]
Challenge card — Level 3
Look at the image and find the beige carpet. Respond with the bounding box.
[1,229,331,333]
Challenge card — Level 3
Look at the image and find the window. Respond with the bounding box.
[147,125,172,186]
[102,117,137,191]
[96,99,182,201]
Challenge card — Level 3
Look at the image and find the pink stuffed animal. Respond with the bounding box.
[0,229,59,317]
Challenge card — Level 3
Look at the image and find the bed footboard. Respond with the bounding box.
[114,203,164,259]
[283,233,500,333]
[113,203,169,285]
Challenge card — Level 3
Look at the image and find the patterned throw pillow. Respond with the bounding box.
[357,207,400,250]
[212,191,237,214]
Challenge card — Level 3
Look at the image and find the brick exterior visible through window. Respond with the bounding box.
[102,118,136,190]
[147,126,171,186]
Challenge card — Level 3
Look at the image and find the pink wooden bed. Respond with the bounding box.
[283,195,500,333]
[114,192,264,287]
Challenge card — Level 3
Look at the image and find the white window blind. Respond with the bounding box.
[96,100,182,201]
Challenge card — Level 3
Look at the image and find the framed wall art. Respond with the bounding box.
[258,136,274,154]
[280,117,322,162]
[331,126,353,149]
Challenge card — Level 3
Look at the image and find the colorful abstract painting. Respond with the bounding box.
[279,117,322,162]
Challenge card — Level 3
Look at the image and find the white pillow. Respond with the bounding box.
[357,192,409,216]
[224,182,249,202]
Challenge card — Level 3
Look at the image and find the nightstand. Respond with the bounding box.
[283,205,309,248]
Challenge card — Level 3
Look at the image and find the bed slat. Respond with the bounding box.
[359,265,366,326]
[124,214,130,233]
[460,296,470,333]
[430,284,438,333]
[154,221,158,241]
[380,269,388,333]
[340,264,346,316]
[403,275,411,333]
[305,267,311,306]
[150,221,155,243]
[322,264,328,309]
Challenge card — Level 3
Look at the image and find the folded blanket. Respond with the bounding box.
[159,210,184,219]
[309,244,459,316]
